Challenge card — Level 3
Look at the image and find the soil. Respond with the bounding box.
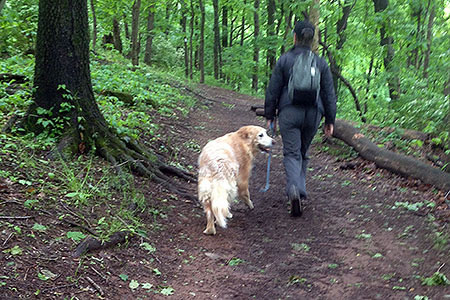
[1,83,449,299]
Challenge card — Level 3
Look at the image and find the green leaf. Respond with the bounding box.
[160,286,174,296]
[66,231,86,242]
[32,223,47,232]
[153,268,161,276]
[142,282,153,290]
[119,274,129,281]
[140,242,156,253]
[228,257,244,266]
[3,245,23,256]
[129,279,139,290]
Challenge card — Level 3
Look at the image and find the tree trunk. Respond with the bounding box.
[89,0,97,52]
[180,1,189,78]
[309,0,320,53]
[240,1,246,47]
[423,0,435,79]
[112,17,123,53]
[333,119,450,191]
[189,0,195,80]
[266,0,276,71]
[198,0,205,83]
[252,0,260,92]
[333,0,355,92]
[144,4,155,66]
[123,14,130,40]
[131,0,141,66]
[253,105,450,191]
[0,0,6,15]
[31,0,196,202]
[213,0,220,80]
[222,5,228,48]
[373,0,400,102]
[280,8,293,54]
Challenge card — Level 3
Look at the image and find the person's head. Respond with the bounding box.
[293,20,315,47]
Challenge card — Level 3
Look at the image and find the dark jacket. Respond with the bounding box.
[264,45,336,125]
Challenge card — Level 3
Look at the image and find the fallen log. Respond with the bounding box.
[251,106,450,191]
[334,119,450,191]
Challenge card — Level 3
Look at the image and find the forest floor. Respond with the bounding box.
[1,83,449,299]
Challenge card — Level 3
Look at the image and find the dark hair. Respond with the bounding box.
[294,20,315,46]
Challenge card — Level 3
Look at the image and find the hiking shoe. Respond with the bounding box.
[288,186,302,217]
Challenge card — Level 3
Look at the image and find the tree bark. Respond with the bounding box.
[333,119,450,191]
[198,0,205,83]
[130,0,141,66]
[266,0,276,71]
[31,0,196,203]
[112,17,123,53]
[123,14,130,40]
[240,0,246,47]
[189,0,195,79]
[309,0,320,53]
[423,0,435,79]
[373,0,400,102]
[213,0,220,80]
[0,0,6,15]
[180,1,189,78]
[280,8,293,55]
[143,4,155,66]
[221,5,228,48]
[89,0,97,52]
[253,105,450,191]
[252,0,260,92]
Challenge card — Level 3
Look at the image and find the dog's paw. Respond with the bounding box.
[227,212,233,219]
[247,201,254,210]
[203,228,216,235]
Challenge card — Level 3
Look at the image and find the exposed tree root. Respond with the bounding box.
[72,231,129,258]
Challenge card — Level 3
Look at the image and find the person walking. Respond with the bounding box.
[264,19,336,217]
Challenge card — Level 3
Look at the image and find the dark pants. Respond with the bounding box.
[278,105,321,198]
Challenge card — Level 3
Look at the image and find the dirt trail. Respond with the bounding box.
[143,84,448,300]
[1,84,448,299]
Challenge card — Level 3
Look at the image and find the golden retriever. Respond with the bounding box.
[198,125,274,235]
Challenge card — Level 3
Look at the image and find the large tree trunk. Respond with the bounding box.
[130,0,141,66]
[252,106,450,191]
[143,4,155,66]
[198,0,205,83]
[373,0,400,102]
[213,0,220,80]
[31,0,196,202]
[423,0,435,79]
[112,17,123,53]
[309,0,320,53]
[266,0,276,72]
[333,120,450,191]
[252,0,260,92]
[89,0,97,52]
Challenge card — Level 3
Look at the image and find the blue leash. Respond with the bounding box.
[260,122,274,192]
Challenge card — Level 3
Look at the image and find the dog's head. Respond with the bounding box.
[237,125,274,153]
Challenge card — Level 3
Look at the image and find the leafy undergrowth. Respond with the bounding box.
[0,50,199,296]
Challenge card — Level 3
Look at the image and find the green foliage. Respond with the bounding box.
[421,271,450,286]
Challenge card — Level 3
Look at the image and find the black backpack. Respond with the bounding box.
[288,50,320,106]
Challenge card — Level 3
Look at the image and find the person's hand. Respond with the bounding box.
[266,119,277,135]
[324,123,334,137]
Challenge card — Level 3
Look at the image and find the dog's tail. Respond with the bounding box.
[199,179,233,229]
[210,181,231,228]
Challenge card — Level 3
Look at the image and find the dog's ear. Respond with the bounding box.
[237,126,252,140]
